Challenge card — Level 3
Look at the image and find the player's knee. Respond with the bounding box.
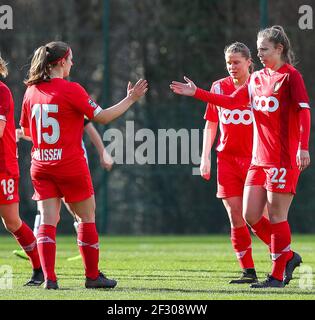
[230,216,245,228]
[2,218,21,233]
[226,206,244,227]
[243,212,257,226]
[80,213,95,223]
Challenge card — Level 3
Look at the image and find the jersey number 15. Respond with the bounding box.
[31,104,60,145]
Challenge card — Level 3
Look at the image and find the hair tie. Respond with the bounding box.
[49,47,70,65]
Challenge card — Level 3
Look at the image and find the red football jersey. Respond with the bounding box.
[0,81,19,176]
[249,63,310,168]
[20,78,103,176]
[204,76,253,157]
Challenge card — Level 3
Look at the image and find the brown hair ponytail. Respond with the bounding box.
[24,41,70,86]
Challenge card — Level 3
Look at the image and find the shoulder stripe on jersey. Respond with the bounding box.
[0,115,7,121]
[247,83,252,107]
[213,82,221,94]
[299,103,310,109]
[93,106,103,117]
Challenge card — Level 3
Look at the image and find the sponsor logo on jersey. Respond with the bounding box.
[254,76,262,88]
[6,195,13,201]
[219,109,253,125]
[253,95,279,112]
[276,184,286,189]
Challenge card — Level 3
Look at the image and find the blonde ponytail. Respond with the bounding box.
[0,56,8,78]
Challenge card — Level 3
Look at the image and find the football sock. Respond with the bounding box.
[12,221,41,269]
[37,224,57,281]
[77,222,99,279]
[231,225,254,269]
[251,216,272,250]
[271,221,293,281]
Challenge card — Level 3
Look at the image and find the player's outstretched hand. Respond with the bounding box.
[127,79,148,102]
[296,149,310,171]
[170,76,197,96]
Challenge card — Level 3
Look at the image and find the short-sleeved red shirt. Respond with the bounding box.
[249,63,310,168]
[195,64,310,168]
[0,81,19,176]
[20,78,103,176]
[204,76,253,157]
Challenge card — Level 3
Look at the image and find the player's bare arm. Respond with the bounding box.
[170,76,197,96]
[94,79,148,125]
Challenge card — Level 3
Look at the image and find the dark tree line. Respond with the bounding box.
[0,0,314,234]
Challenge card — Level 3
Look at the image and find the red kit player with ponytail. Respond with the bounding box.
[20,41,148,289]
[171,25,310,288]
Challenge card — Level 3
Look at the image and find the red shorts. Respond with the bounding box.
[0,173,19,205]
[217,154,251,198]
[31,170,94,203]
[245,165,300,194]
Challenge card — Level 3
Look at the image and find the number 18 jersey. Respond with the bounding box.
[20,78,103,176]
[0,81,19,176]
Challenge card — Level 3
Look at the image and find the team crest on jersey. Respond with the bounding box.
[88,99,98,109]
[273,82,281,95]
[254,76,261,88]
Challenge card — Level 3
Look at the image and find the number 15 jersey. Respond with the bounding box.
[20,78,103,176]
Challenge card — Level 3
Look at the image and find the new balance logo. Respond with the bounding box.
[276,184,286,189]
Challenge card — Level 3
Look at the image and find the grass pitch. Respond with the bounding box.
[0,235,314,300]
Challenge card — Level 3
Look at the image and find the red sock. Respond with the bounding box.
[251,216,272,250]
[77,223,99,279]
[12,221,41,269]
[231,225,254,269]
[271,221,293,281]
[37,224,57,281]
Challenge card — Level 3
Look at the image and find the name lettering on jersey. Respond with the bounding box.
[253,96,279,112]
[219,109,253,125]
[33,148,63,161]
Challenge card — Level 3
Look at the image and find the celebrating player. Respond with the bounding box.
[0,55,44,286]
[20,41,148,289]
[171,25,310,288]
[200,42,263,283]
